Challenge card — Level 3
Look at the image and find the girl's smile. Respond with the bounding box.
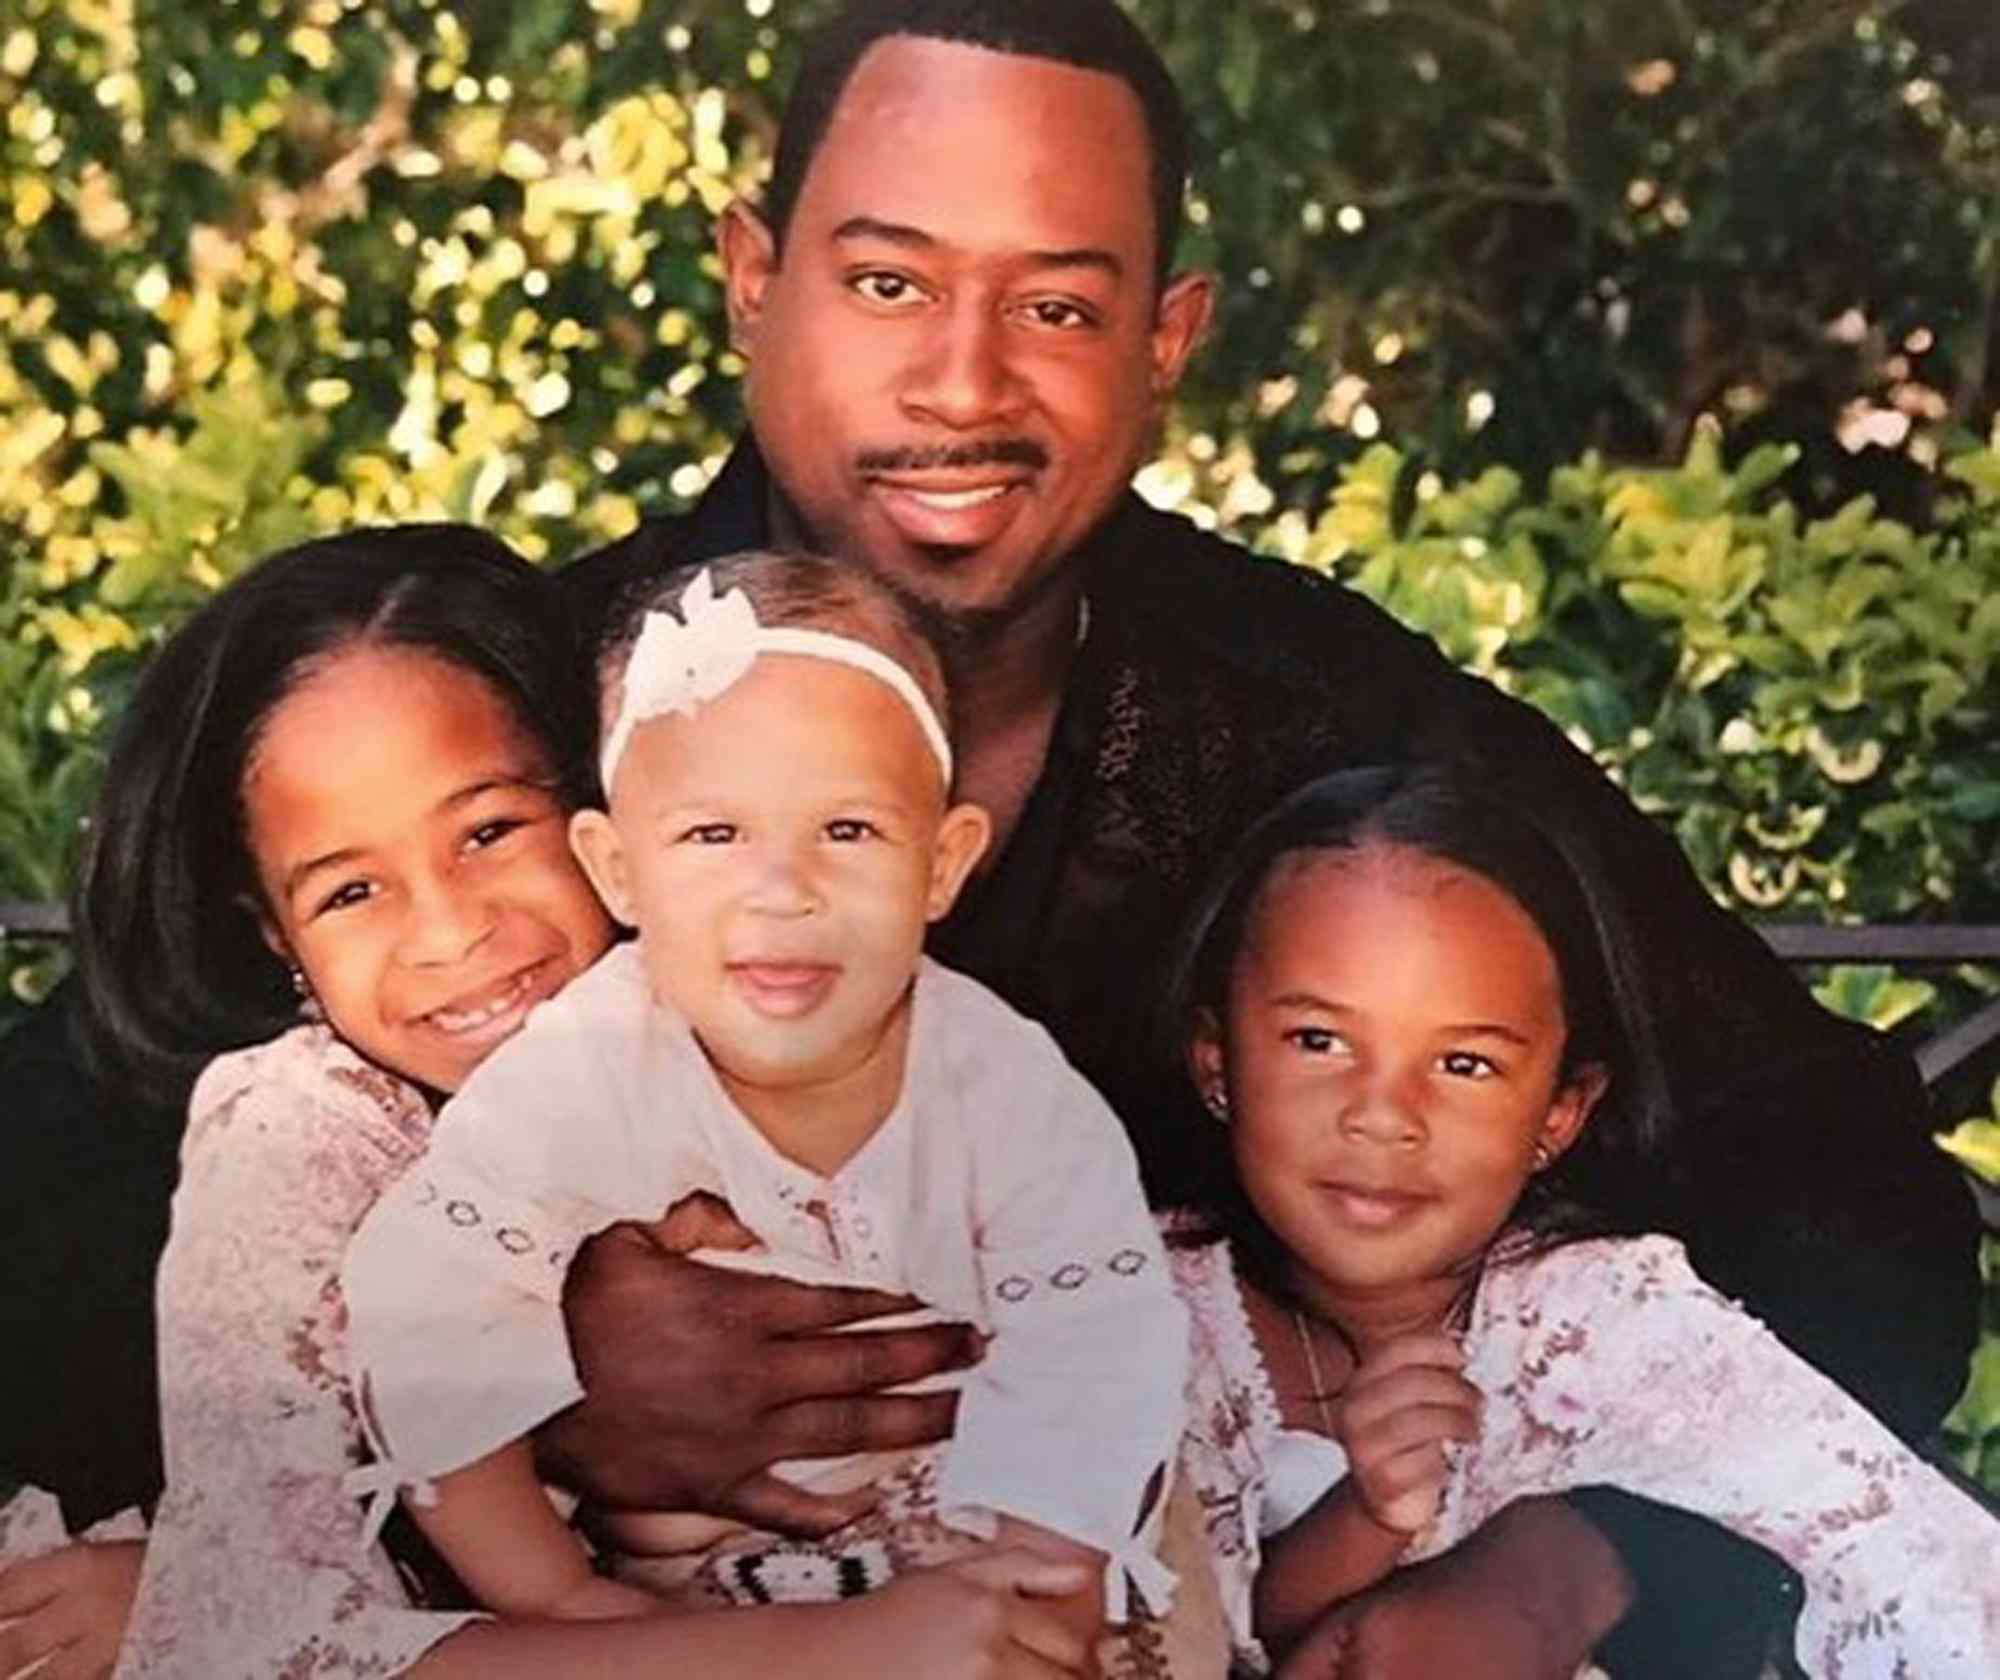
[1193,841,1603,1347]
[243,646,614,1095]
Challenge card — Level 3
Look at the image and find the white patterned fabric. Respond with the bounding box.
[1171,1232,2000,1678]
[343,946,1186,1616]
[110,1028,482,1679]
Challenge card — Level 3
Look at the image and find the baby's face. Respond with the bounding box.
[573,654,987,1101]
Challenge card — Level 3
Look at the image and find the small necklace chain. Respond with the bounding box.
[1291,1306,1338,1437]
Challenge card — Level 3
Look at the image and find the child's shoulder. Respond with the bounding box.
[190,1024,419,1139]
[183,1023,434,1188]
[915,956,1075,1067]
[1478,1231,1741,1326]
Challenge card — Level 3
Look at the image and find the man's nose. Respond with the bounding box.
[899,300,1028,430]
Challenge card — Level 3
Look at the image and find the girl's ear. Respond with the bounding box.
[1187,1005,1229,1117]
[245,894,291,964]
[924,801,992,921]
[1539,1061,1609,1164]
[568,809,636,928]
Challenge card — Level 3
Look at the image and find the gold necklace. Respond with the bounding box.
[1291,1306,1338,1437]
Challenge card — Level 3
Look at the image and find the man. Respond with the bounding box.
[541,2,1979,1675]
[2,2,1977,1675]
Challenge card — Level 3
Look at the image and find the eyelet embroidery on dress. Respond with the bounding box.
[495,1227,532,1255]
[444,1199,480,1227]
[1052,1263,1090,1290]
[997,1275,1033,1302]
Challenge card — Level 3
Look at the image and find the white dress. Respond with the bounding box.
[1171,1231,2000,1678]
[342,947,1187,1616]
[111,1028,482,1679]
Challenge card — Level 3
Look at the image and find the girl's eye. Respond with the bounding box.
[314,879,374,917]
[1283,1026,1345,1056]
[1439,1050,1499,1079]
[850,271,926,308]
[825,818,879,842]
[680,822,738,845]
[467,817,525,850]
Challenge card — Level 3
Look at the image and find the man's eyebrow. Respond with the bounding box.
[831,215,936,249]
[830,216,1125,280]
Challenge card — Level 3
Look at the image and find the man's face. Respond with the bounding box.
[723,36,1212,629]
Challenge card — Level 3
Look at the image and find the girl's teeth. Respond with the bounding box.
[908,485,1009,511]
[431,972,529,1033]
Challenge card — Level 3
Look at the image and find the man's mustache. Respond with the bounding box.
[854,439,1049,474]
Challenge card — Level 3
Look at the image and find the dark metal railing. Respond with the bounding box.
[7,901,2000,1087]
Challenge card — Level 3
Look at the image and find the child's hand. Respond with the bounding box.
[1332,1331,1481,1538]
[0,1539,144,1680]
[833,1546,1097,1679]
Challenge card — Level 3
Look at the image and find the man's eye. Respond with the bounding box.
[1440,1050,1499,1079]
[850,271,925,308]
[825,818,879,842]
[680,823,738,844]
[1017,297,1096,330]
[1283,1027,1343,1055]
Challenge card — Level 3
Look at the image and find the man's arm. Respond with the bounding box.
[540,1216,980,1535]
[1273,1498,1633,1680]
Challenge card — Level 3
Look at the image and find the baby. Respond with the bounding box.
[342,551,1186,1642]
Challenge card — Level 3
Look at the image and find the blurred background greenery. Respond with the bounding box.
[2,0,1998,1478]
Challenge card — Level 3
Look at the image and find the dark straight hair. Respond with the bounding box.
[765,0,1191,288]
[1158,764,1680,1292]
[72,525,597,1094]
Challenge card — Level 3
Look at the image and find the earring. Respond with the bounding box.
[1204,1088,1231,1123]
[1531,1140,1553,1172]
[290,965,324,1025]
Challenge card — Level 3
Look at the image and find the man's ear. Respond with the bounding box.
[1148,270,1216,401]
[568,809,636,928]
[925,801,993,921]
[1540,1061,1609,1164]
[718,200,779,354]
[1187,1005,1229,1115]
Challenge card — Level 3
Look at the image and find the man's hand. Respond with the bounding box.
[0,1540,144,1680]
[1332,1331,1480,1538]
[540,1204,981,1534]
[1274,1497,1633,1680]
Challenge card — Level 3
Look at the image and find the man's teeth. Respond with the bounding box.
[905,484,1010,510]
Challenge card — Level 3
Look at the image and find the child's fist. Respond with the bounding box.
[1332,1330,1481,1537]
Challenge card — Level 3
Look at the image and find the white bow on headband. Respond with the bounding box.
[598,568,954,794]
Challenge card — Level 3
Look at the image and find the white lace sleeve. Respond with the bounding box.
[1430,1234,1999,1678]
[937,1031,1188,1620]
[1167,1239,1282,1674]
[113,1030,481,1679]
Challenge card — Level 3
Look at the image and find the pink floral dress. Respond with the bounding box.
[1172,1232,2000,1679]
[113,1027,482,1678]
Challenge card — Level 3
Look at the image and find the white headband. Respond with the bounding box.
[598,568,953,794]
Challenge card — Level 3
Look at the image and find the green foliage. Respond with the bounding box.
[1145,419,2000,943]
